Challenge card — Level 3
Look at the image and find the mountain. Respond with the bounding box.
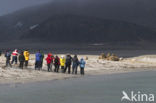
[0,0,156,43]
[21,14,156,43]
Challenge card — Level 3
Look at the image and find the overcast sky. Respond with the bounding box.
[0,0,53,16]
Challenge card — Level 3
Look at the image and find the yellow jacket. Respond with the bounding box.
[60,58,65,66]
[24,51,30,61]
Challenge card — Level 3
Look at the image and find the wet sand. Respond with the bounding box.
[0,70,156,103]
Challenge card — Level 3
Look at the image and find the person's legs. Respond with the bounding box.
[41,61,43,68]
[72,66,75,74]
[47,64,50,72]
[75,66,78,74]
[82,68,85,75]
[40,61,43,70]
[54,64,57,72]
[6,60,9,67]
[21,62,24,69]
[61,66,64,73]
[20,62,24,69]
[15,56,17,64]
[58,65,60,72]
[19,62,21,68]
[8,60,12,67]
[80,67,82,75]
[35,61,38,70]
[50,63,53,72]
[49,63,52,72]
[25,61,28,67]
[64,65,67,73]
[49,64,51,72]
[47,64,49,72]
[56,65,58,72]
[6,60,12,67]
[11,56,15,64]
[38,61,42,70]
[81,67,84,75]
[68,65,71,74]
[56,65,59,72]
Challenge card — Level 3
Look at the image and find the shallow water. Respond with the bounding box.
[0,71,156,103]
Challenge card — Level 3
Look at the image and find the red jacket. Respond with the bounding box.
[46,54,53,64]
[12,50,18,56]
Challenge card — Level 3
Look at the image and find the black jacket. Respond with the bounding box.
[72,57,79,66]
[66,55,72,65]
[19,55,25,62]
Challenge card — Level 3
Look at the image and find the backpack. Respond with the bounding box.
[55,58,59,64]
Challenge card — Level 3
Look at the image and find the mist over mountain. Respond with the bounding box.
[0,0,53,16]
[0,0,156,44]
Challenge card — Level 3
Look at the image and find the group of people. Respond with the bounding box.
[36,50,86,75]
[4,49,86,75]
[5,49,30,69]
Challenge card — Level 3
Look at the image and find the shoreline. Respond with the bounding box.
[0,68,156,85]
[0,54,156,84]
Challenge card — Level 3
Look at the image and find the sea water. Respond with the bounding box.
[0,71,156,103]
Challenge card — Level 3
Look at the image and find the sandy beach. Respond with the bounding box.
[0,54,156,84]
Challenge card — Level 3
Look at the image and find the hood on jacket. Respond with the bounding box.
[61,55,65,58]
[48,53,52,57]
[14,49,18,52]
[81,58,84,61]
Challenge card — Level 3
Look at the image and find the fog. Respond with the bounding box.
[0,0,53,16]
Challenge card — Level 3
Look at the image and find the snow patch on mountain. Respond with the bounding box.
[30,24,39,30]
[15,22,23,27]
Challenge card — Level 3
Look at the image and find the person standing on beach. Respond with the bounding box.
[11,49,19,64]
[35,50,42,70]
[72,55,79,74]
[40,51,44,69]
[19,51,25,69]
[60,55,66,73]
[79,58,86,75]
[64,54,72,74]
[24,50,30,68]
[50,53,55,71]
[5,50,12,67]
[54,56,60,73]
[46,53,53,72]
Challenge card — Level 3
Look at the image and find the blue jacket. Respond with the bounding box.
[35,52,42,61]
[5,52,11,60]
[79,59,86,68]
